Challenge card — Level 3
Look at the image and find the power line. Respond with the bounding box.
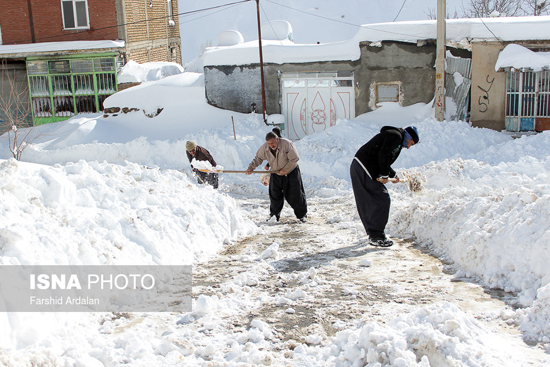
[179,2,247,25]
[393,0,408,22]
[264,0,428,41]
[265,0,365,29]
[260,2,285,44]
[2,0,253,46]
[476,17,506,47]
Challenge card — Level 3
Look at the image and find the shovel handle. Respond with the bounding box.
[198,169,278,174]
[377,177,408,183]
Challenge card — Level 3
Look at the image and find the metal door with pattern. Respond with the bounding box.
[281,76,354,140]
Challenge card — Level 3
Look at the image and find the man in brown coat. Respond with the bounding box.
[186,141,219,189]
[246,132,307,222]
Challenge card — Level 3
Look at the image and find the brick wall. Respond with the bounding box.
[126,43,180,64]
[0,0,119,45]
[0,0,182,64]
[124,0,179,43]
[123,0,181,64]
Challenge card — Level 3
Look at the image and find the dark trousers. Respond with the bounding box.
[196,171,219,189]
[269,165,307,219]
[350,159,390,239]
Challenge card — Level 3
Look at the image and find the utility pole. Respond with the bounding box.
[255,0,267,124]
[435,0,446,121]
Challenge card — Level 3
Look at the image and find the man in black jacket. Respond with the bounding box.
[186,141,219,189]
[350,126,419,247]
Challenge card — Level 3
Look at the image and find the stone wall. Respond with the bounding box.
[204,41,471,117]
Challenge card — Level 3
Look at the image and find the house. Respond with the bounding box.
[0,0,182,132]
[494,44,550,132]
[202,16,550,138]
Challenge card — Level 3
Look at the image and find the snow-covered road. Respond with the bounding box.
[188,192,550,365]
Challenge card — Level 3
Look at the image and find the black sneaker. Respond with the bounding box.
[369,238,394,247]
[299,217,307,223]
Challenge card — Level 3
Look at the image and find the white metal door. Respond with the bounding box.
[281,75,354,140]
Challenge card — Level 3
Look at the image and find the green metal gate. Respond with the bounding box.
[26,53,118,125]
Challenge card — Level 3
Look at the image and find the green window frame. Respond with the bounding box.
[27,54,118,125]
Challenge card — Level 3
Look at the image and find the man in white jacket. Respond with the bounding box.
[246,132,307,222]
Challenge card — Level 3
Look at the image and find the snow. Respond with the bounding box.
[117,61,184,84]
[495,43,550,71]
[1,69,550,364]
[202,16,550,67]
[0,40,125,55]
[2,6,550,366]
[261,20,293,41]
[0,158,256,266]
[217,30,244,47]
[179,0,465,65]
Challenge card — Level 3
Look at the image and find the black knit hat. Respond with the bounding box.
[405,126,419,144]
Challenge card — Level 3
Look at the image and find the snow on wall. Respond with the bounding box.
[495,44,550,71]
[203,16,550,67]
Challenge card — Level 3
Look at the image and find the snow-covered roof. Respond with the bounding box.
[117,60,184,84]
[495,44,550,72]
[203,16,550,67]
[0,40,125,57]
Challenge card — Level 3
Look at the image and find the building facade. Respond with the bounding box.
[471,40,550,132]
[204,40,471,139]
[202,17,550,138]
[0,0,182,131]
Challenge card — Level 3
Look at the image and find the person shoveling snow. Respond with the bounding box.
[246,131,308,223]
[350,125,420,247]
[186,141,219,189]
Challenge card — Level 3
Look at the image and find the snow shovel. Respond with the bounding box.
[377,172,424,193]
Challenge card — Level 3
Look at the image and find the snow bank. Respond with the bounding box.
[1,72,550,352]
[117,60,184,84]
[299,302,525,366]
[0,158,257,265]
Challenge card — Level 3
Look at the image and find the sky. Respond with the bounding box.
[178,0,464,65]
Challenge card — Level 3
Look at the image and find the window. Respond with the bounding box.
[62,0,89,29]
[27,56,118,125]
[376,83,400,103]
[505,70,550,131]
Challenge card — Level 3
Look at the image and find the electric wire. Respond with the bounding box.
[476,16,506,47]
[393,0,408,22]
[264,0,429,41]
[260,2,284,44]
[179,2,245,25]
[1,0,253,46]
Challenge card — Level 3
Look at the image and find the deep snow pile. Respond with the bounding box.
[0,158,257,265]
[117,61,184,84]
[2,73,550,358]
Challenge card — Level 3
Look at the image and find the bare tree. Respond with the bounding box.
[425,8,460,20]
[522,0,550,15]
[0,61,35,160]
[462,0,523,17]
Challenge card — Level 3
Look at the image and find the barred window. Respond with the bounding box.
[27,56,118,125]
[505,70,550,131]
